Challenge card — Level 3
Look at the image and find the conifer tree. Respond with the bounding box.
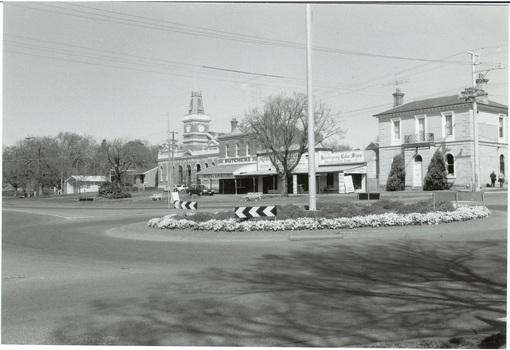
[386,154,405,191]
[423,150,449,190]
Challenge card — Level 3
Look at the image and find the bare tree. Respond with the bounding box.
[99,138,154,188]
[243,93,342,197]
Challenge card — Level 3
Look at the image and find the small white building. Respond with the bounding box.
[65,175,108,194]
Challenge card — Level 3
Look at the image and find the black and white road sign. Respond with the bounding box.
[235,206,277,219]
[174,201,198,210]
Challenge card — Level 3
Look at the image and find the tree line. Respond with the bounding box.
[3,132,160,195]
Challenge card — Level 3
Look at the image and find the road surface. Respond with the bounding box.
[2,193,507,345]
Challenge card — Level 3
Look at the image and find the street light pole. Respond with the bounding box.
[306,4,316,211]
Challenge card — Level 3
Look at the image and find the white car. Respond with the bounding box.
[174,184,188,192]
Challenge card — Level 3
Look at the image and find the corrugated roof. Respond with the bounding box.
[374,95,507,117]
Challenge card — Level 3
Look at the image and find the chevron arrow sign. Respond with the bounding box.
[174,201,198,210]
[235,206,277,219]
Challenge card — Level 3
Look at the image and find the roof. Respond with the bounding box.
[65,175,107,183]
[374,95,508,117]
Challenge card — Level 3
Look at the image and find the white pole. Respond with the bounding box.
[306,4,316,211]
[167,113,171,211]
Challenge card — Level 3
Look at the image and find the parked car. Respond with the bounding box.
[174,184,188,192]
[187,184,214,196]
[164,184,188,192]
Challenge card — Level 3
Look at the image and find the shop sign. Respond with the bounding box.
[319,151,365,166]
[344,175,355,193]
[257,154,306,171]
[219,156,255,165]
[198,173,235,179]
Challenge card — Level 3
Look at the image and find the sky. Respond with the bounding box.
[3,2,509,150]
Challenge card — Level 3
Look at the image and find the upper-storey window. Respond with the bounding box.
[415,115,426,136]
[225,144,229,158]
[246,142,251,156]
[391,118,401,145]
[499,115,505,139]
[235,143,240,157]
[442,112,454,139]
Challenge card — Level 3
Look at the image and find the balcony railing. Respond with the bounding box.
[404,133,434,144]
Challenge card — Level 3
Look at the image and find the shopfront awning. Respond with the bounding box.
[197,163,258,180]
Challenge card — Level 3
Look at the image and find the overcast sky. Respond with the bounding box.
[3,2,508,149]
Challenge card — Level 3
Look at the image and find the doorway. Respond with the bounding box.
[413,155,423,187]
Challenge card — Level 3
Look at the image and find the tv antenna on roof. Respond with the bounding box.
[384,73,409,91]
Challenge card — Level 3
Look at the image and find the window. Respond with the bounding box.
[246,143,251,156]
[443,112,454,138]
[415,115,426,140]
[499,116,505,138]
[445,154,454,175]
[391,119,401,144]
[235,143,240,157]
[500,155,505,175]
[225,144,229,158]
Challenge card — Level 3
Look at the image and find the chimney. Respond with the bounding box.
[230,118,238,132]
[475,73,489,104]
[392,88,405,107]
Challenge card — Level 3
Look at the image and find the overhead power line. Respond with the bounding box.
[7,2,476,65]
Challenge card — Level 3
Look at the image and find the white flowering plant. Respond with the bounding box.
[147,205,490,232]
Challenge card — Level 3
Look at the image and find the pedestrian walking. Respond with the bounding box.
[498,172,505,188]
[490,171,497,187]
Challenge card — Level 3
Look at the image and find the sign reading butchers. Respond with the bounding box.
[319,150,365,166]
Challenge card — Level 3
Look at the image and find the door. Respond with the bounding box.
[413,155,423,187]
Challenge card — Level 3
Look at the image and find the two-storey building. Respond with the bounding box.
[374,75,507,190]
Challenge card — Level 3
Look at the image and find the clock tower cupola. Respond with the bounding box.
[182,91,211,151]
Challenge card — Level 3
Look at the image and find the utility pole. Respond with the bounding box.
[306,4,316,211]
[464,52,505,191]
[166,112,178,211]
[468,51,481,191]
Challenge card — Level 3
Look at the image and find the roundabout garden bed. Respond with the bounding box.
[147,199,490,232]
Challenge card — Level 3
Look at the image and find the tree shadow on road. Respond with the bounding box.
[51,238,506,346]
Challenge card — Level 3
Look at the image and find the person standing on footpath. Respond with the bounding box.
[498,172,505,188]
[490,171,497,187]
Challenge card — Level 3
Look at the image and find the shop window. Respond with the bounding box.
[500,155,505,175]
[445,153,454,175]
[326,173,334,186]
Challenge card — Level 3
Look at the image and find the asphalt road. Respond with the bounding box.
[2,192,507,346]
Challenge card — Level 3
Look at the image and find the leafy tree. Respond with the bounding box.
[242,92,342,197]
[423,150,449,190]
[386,154,405,191]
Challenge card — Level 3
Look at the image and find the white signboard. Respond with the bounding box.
[319,151,365,166]
[171,191,180,202]
[344,175,355,193]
